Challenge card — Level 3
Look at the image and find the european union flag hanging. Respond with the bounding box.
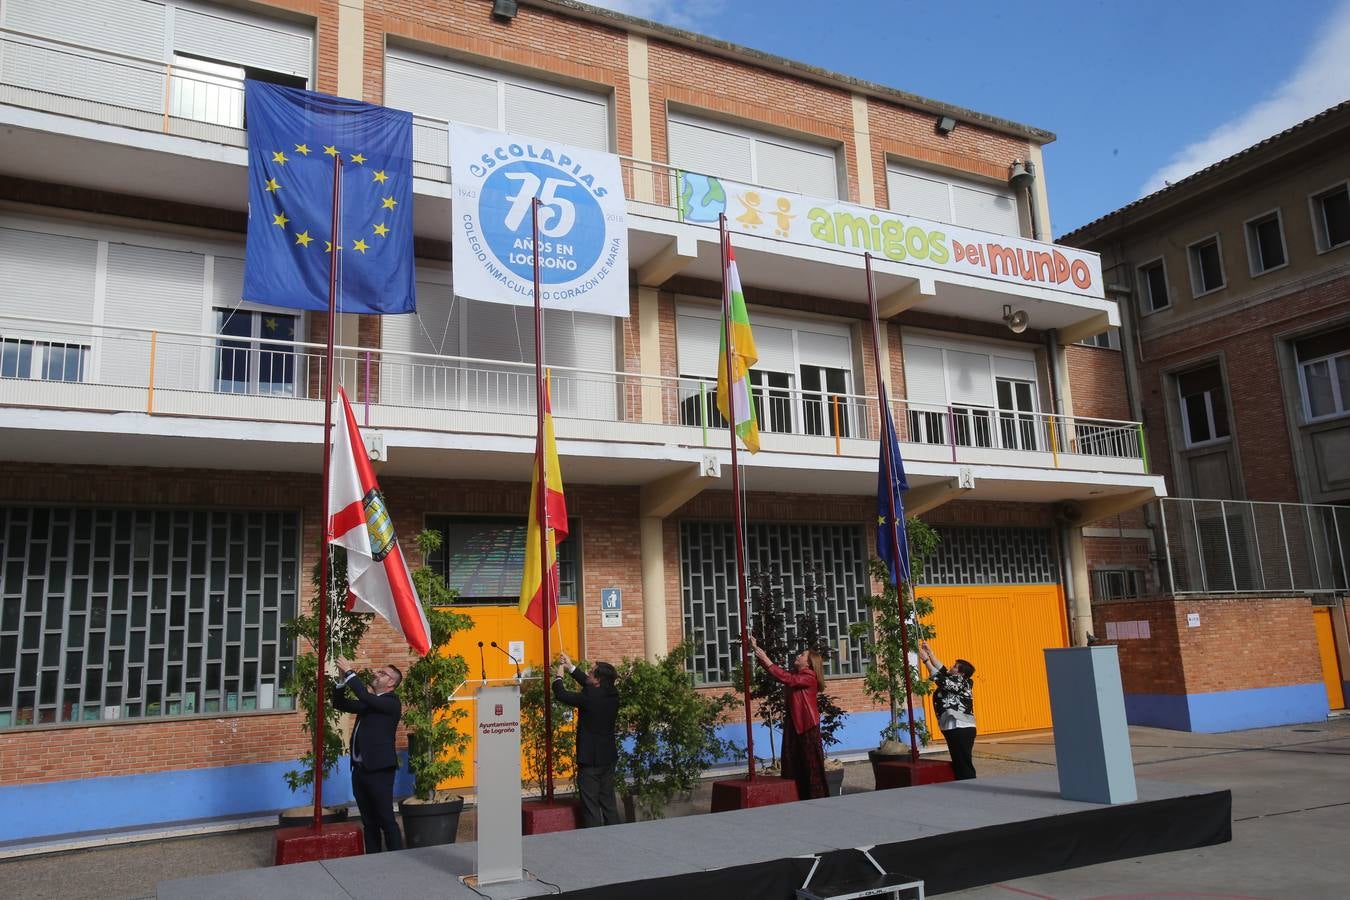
[876,384,911,587]
[243,81,415,314]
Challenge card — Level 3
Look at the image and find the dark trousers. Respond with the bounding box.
[352,764,403,852]
[577,763,621,827]
[942,726,978,780]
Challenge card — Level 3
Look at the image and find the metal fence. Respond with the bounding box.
[1161,497,1350,595]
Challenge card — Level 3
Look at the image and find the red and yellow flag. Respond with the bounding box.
[519,371,569,629]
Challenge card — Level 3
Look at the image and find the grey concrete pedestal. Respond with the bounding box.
[1044,645,1137,804]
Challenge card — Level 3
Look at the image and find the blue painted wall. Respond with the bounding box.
[0,752,415,845]
[713,708,920,763]
[1124,684,1329,733]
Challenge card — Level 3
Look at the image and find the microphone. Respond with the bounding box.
[489,641,522,680]
[476,641,487,682]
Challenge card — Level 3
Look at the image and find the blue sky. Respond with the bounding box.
[595,0,1350,237]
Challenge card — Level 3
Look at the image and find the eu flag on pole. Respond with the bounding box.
[243,81,415,314]
[876,385,911,587]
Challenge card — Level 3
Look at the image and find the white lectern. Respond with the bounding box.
[472,680,524,886]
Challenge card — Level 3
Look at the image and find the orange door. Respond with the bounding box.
[435,604,581,790]
[920,585,1069,737]
[1312,606,1345,711]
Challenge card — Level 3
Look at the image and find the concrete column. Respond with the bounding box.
[1065,526,1094,645]
[638,286,663,423]
[627,33,654,203]
[850,94,875,207]
[336,0,365,101]
[1027,144,1054,242]
[639,516,667,660]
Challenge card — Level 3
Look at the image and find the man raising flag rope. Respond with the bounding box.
[716,240,761,453]
[520,370,569,630]
[329,386,430,655]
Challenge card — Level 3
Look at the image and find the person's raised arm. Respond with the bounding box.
[919,641,945,674]
[553,661,586,708]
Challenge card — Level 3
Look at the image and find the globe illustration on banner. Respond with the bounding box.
[480,160,606,284]
[679,172,727,223]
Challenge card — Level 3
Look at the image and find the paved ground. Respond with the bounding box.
[2,717,1347,899]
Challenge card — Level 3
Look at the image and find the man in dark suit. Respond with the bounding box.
[553,651,621,827]
[331,659,404,852]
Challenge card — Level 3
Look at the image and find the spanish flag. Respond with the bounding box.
[716,239,760,453]
[519,371,569,629]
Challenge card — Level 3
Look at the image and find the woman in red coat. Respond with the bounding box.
[749,634,828,800]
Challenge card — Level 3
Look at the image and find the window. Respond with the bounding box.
[0,338,87,382]
[0,507,300,728]
[1244,211,1287,274]
[1137,259,1170,313]
[170,55,305,128]
[996,378,1038,450]
[902,337,1040,451]
[800,365,851,437]
[887,163,1021,236]
[1295,326,1350,420]
[1091,569,1143,602]
[1076,329,1120,350]
[1311,183,1350,252]
[1187,236,1225,296]
[215,309,298,395]
[667,113,841,199]
[1177,365,1230,446]
[426,517,578,606]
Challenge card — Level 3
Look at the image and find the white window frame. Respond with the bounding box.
[1176,367,1230,448]
[1136,256,1171,315]
[212,305,302,397]
[1243,208,1288,277]
[885,159,1023,236]
[1186,234,1226,298]
[0,335,90,382]
[1296,347,1350,424]
[901,332,1041,450]
[1308,180,1350,254]
[1075,328,1120,350]
[667,110,843,199]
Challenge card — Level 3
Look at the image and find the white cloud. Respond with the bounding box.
[582,0,722,32]
[1140,0,1350,197]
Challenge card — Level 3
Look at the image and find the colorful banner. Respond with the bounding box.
[678,172,1104,299]
[451,124,629,316]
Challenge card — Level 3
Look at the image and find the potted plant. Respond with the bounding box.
[279,546,372,825]
[848,517,941,786]
[615,643,738,821]
[520,656,583,799]
[398,529,474,847]
[743,566,847,795]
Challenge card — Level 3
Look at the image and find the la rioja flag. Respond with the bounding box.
[328,387,430,655]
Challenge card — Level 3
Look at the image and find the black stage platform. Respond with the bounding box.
[157,771,1231,899]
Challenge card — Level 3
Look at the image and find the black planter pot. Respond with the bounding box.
[277,805,349,828]
[400,796,465,848]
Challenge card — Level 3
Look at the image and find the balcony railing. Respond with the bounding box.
[0,314,1146,471]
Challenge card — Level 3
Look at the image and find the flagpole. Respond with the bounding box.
[314,153,344,828]
[864,252,920,764]
[532,197,555,803]
[720,214,755,779]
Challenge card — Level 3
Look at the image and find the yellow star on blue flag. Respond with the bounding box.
[243,81,416,314]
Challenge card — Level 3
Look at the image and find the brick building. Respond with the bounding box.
[0,0,1163,841]
[1061,101,1350,732]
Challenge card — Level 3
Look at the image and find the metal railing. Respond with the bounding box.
[0,314,1146,468]
[1160,497,1350,595]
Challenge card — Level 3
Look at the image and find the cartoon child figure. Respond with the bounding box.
[772,197,795,237]
[736,191,764,228]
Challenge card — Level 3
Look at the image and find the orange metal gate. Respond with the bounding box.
[920,585,1069,737]
[1313,606,1345,711]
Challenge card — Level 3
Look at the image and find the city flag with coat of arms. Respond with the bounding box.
[242,81,416,314]
[329,387,430,655]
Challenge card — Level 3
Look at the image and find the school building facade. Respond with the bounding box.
[0,0,1164,842]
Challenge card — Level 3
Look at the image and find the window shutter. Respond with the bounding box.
[753,138,838,199]
[385,52,499,129]
[796,329,852,370]
[886,168,953,222]
[4,0,165,60]
[212,256,244,308]
[675,312,722,378]
[946,349,994,407]
[0,227,98,338]
[993,355,1037,383]
[952,183,1020,236]
[667,119,754,182]
[103,242,205,388]
[174,7,311,80]
[902,344,946,405]
[504,83,608,151]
